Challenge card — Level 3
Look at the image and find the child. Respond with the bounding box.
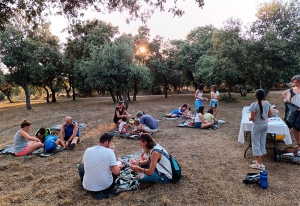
[209,85,220,118]
[118,116,132,134]
[183,107,192,119]
[248,89,272,170]
[130,119,140,134]
[194,106,214,129]
[44,130,65,153]
[204,108,218,124]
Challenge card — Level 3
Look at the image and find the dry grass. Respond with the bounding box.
[0,92,300,205]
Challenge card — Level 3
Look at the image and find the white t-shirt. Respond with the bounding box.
[210,91,220,101]
[82,145,118,191]
[119,121,126,132]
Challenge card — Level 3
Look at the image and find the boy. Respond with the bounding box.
[44,130,65,153]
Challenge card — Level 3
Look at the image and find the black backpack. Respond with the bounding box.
[152,149,182,182]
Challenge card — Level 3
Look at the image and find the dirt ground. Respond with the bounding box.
[0,91,300,206]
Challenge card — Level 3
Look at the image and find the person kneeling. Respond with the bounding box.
[130,133,172,189]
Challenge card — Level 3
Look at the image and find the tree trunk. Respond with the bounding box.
[6,89,12,103]
[108,87,116,103]
[122,91,129,110]
[127,90,131,102]
[23,83,32,109]
[164,84,168,98]
[43,86,50,102]
[133,82,138,101]
[51,89,57,102]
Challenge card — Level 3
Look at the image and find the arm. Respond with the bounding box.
[115,108,122,119]
[286,90,291,102]
[123,109,130,117]
[194,90,199,98]
[110,165,120,175]
[60,124,65,141]
[20,130,40,142]
[249,111,255,121]
[268,109,272,118]
[130,151,161,175]
[68,122,79,142]
[215,92,220,100]
[282,90,287,99]
[199,113,208,123]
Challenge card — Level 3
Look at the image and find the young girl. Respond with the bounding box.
[165,104,187,118]
[249,89,272,170]
[209,85,220,118]
[118,116,132,134]
[194,84,208,113]
[183,107,192,119]
[194,106,213,129]
[130,119,140,134]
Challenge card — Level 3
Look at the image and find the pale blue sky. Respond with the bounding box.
[50,0,269,43]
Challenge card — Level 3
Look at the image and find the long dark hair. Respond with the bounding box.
[197,106,205,114]
[255,89,266,120]
[198,84,205,91]
[139,133,156,153]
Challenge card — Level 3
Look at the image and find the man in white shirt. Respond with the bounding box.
[78,133,120,198]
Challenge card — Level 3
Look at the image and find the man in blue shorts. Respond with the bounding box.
[136,111,159,133]
[59,116,80,150]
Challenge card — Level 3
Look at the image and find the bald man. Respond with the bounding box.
[60,116,80,150]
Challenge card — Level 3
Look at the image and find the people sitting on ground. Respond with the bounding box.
[12,120,43,156]
[164,104,187,118]
[183,107,193,119]
[113,101,130,125]
[118,116,133,134]
[77,133,121,196]
[43,130,65,153]
[130,119,141,134]
[136,111,159,133]
[60,116,80,150]
[194,106,214,129]
[204,108,218,124]
[130,133,172,189]
[35,127,51,144]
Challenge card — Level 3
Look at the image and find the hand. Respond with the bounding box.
[130,159,138,165]
[130,164,140,171]
[65,141,69,147]
[118,164,125,169]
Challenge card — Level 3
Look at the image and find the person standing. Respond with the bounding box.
[136,111,159,133]
[209,85,220,118]
[249,89,272,170]
[286,75,300,146]
[113,101,130,125]
[12,120,43,156]
[194,84,206,112]
[59,116,79,150]
[78,133,120,194]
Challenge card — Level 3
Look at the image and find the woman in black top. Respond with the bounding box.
[113,101,130,124]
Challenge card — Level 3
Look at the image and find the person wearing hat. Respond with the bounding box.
[136,111,158,133]
[113,101,130,125]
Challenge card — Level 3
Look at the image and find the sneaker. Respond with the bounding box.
[69,143,76,150]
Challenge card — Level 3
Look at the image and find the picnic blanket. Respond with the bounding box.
[177,120,226,129]
[109,130,140,140]
[0,145,65,157]
[49,123,88,131]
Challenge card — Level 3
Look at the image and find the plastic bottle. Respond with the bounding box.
[259,167,268,189]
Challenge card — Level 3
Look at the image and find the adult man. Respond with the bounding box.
[59,116,79,150]
[78,133,120,198]
[35,127,51,143]
[136,111,159,133]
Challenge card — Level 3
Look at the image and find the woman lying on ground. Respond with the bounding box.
[164,104,187,118]
[130,133,172,189]
[12,120,43,156]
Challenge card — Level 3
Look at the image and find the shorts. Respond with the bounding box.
[209,100,218,108]
[15,146,29,156]
[120,128,127,134]
[138,169,171,184]
[195,122,202,128]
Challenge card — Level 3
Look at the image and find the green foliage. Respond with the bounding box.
[0,92,5,101]
[220,94,238,103]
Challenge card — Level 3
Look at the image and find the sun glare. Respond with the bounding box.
[139,47,146,53]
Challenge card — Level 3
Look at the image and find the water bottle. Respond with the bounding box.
[259,167,268,189]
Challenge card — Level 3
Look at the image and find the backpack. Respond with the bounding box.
[152,149,182,182]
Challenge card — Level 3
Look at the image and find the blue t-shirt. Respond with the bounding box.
[44,135,58,153]
[64,121,80,138]
[139,115,158,130]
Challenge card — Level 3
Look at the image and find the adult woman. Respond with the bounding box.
[194,84,206,112]
[248,89,272,169]
[194,106,214,129]
[164,104,187,118]
[286,75,300,146]
[130,133,172,189]
[113,101,130,125]
[12,120,43,156]
[209,85,220,118]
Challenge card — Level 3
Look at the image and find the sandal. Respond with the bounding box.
[249,163,265,170]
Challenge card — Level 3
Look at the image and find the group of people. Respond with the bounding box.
[12,116,81,156]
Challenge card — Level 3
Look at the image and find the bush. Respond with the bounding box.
[220,94,238,103]
[0,92,5,101]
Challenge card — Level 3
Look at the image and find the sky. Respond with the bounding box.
[50,0,270,43]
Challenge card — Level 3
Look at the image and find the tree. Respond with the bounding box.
[0,0,205,31]
[0,25,40,109]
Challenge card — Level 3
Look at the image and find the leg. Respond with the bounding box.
[212,107,217,118]
[56,139,65,148]
[69,136,79,150]
[27,141,43,154]
[77,164,84,183]
[293,129,300,145]
[201,122,213,129]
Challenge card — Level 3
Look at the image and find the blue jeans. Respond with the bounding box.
[138,169,171,184]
